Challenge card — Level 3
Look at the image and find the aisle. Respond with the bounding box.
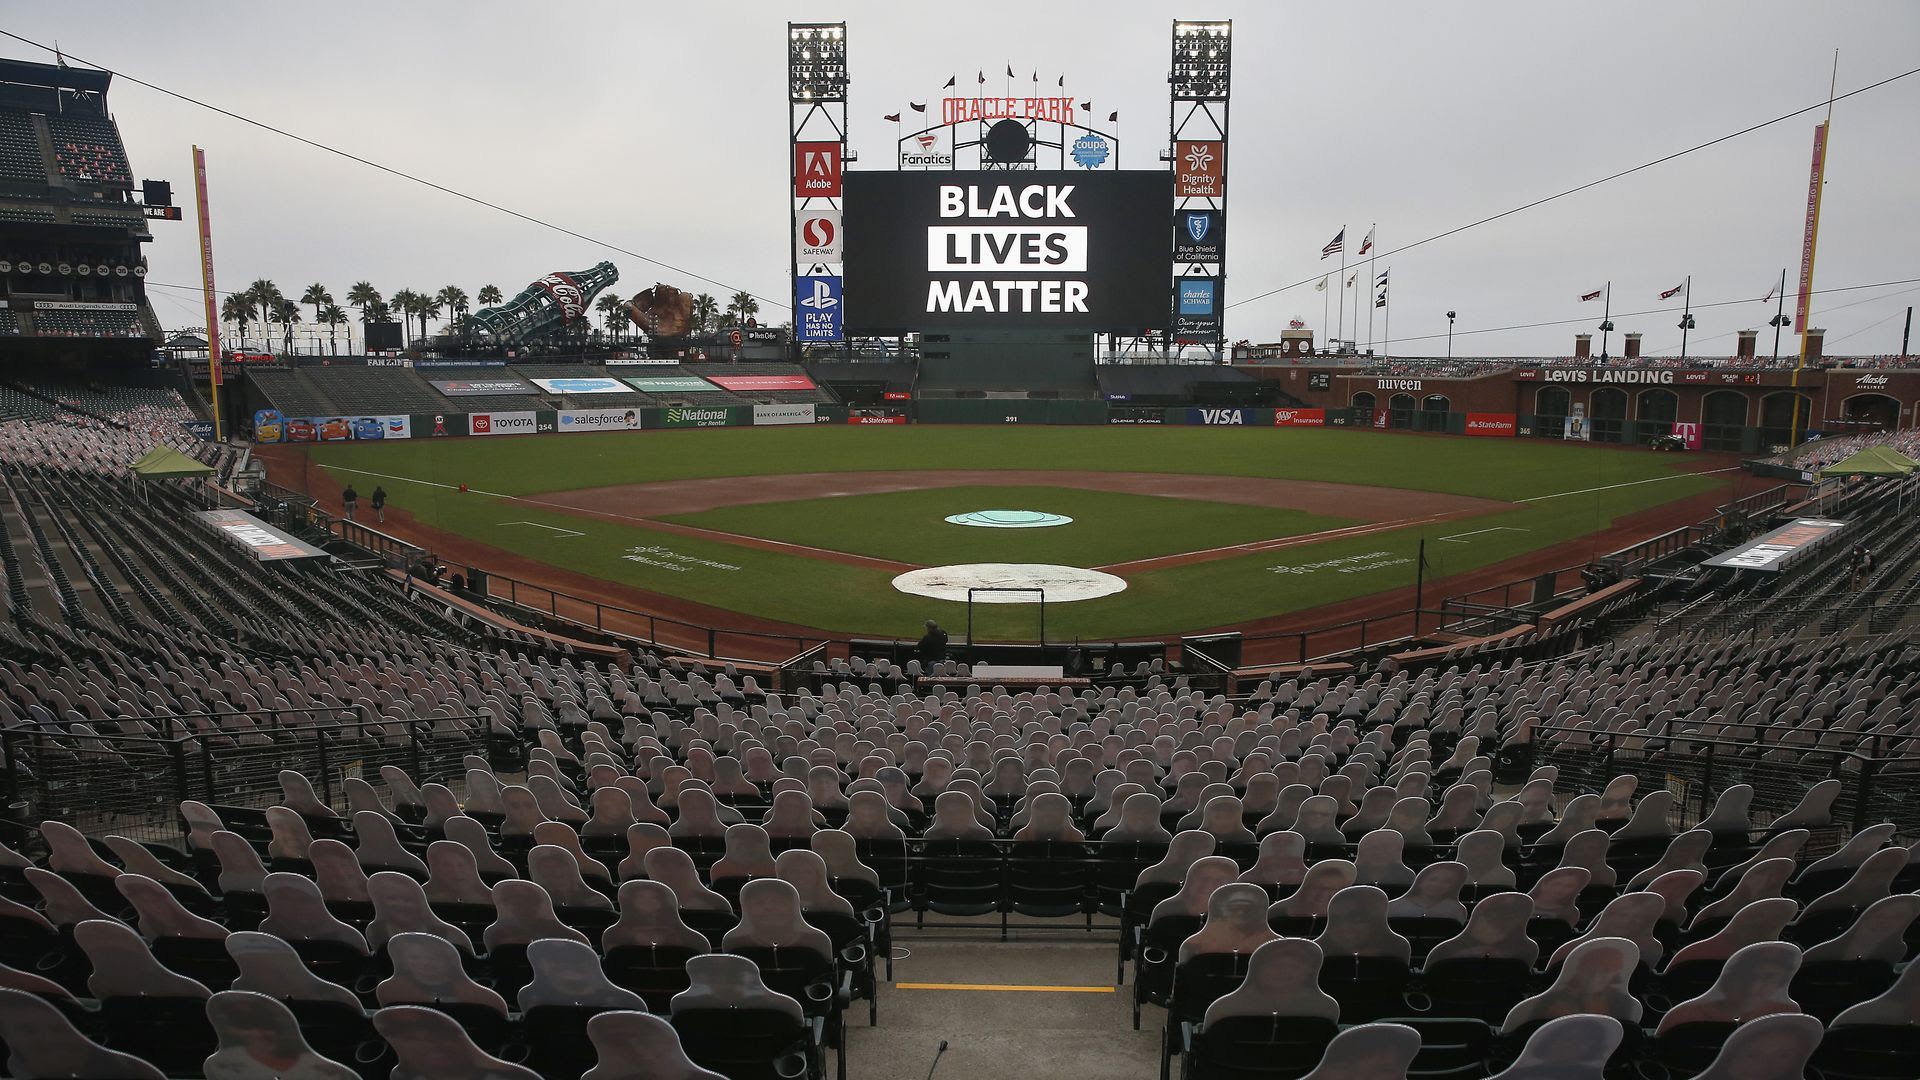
[845,938,1162,1080]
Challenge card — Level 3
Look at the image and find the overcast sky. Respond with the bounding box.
[12,1,1919,356]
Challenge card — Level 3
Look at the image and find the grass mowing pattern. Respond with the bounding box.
[309,427,1722,639]
[662,485,1357,566]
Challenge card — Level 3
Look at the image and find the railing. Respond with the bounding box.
[1524,722,1920,838]
[0,711,509,847]
[476,569,828,665]
[1659,591,1920,640]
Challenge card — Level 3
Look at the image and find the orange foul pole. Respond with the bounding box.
[192,146,224,441]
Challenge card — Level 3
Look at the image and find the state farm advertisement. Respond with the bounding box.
[468,411,538,436]
[1273,408,1326,428]
[1465,412,1517,437]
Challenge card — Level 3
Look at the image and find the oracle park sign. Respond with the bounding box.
[842,171,1172,330]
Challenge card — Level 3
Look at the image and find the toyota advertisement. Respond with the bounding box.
[842,170,1173,330]
[468,411,539,436]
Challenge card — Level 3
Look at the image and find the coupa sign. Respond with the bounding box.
[1189,407,1249,426]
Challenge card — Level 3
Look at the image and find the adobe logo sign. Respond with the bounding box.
[796,209,843,261]
[795,142,842,197]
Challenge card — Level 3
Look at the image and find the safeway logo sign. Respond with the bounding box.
[795,142,842,197]
[796,210,843,262]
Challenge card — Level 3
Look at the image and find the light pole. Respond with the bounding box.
[1445,311,1456,360]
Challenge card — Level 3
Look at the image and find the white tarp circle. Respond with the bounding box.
[891,563,1127,603]
[943,509,1074,528]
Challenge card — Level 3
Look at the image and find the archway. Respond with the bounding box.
[1758,391,1814,450]
[1840,393,1899,431]
[1701,390,1749,452]
[1421,394,1451,433]
[1589,387,1628,444]
[1388,392,1417,430]
[1636,388,1678,441]
[1351,391,1376,425]
[1534,386,1570,439]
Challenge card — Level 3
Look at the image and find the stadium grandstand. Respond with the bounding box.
[3,9,1920,1080]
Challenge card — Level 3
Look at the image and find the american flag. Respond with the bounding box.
[1320,229,1344,259]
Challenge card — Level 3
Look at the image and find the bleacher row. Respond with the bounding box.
[0,104,133,186]
[247,361,835,422]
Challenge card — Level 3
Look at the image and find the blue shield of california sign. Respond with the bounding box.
[1172,210,1224,262]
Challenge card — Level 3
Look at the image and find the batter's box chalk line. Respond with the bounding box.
[497,521,585,538]
[1436,526,1531,544]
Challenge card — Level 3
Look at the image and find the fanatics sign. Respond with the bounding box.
[843,170,1172,330]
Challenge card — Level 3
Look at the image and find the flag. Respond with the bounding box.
[1358,226,1374,255]
[1057,75,1064,87]
[943,75,955,89]
[1660,283,1685,299]
[1321,229,1344,259]
[1346,273,1357,287]
[1580,289,1603,302]
[1289,318,1306,329]
[1762,280,1778,303]
[1079,101,1092,112]
[977,71,984,85]
[1031,71,1038,83]
[1108,111,1118,122]
[1376,269,1390,308]
[1315,277,1328,292]
[1007,64,1015,79]
[908,101,926,113]
[883,112,900,122]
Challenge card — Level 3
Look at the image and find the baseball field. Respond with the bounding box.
[279,425,1739,644]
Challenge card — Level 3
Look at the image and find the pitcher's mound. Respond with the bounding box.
[943,510,1074,528]
[891,563,1126,603]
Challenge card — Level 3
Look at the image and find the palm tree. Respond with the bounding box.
[388,289,421,346]
[435,286,468,336]
[692,293,719,335]
[596,294,627,340]
[729,290,759,326]
[272,298,302,354]
[300,283,332,329]
[347,281,381,330]
[245,279,283,352]
[319,302,349,354]
[418,294,444,342]
[476,284,503,308]
[219,294,253,352]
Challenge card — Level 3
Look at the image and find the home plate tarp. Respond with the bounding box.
[891,563,1126,603]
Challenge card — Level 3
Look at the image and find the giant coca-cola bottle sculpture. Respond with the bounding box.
[467,261,619,343]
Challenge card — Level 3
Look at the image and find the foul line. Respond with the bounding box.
[1437,526,1530,543]
[1518,466,1740,503]
[322,465,511,499]
[1096,514,1461,574]
[894,982,1115,994]
[498,521,584,538]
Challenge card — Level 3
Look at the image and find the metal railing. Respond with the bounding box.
[474,569,828,664]
[1523,722,1920,838]
[0,711,510,847]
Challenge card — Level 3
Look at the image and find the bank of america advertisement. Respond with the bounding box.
[842,171,1172,330]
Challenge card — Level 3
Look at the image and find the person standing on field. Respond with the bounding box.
[341,484,358,521]
[371,486,387,523]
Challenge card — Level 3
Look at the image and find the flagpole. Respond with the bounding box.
[1680,275,1692,361]
[1772,267,1787,363]
[1336,224,1346,355]
[1322,280,1330,355]
[1600,282,1611,360]
[1366,224,1377,355]
[1382,270,1391,359]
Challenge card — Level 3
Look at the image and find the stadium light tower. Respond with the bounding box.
[1167,20,1231,362]
[787,23,849,362]
[787,24,847,102]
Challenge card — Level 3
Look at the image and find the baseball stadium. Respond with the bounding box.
[0,7,1918,1080]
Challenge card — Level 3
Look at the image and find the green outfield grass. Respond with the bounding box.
[306,426,1725,638]
[662,485,1356,566]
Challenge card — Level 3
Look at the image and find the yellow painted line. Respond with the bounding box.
[894,982,1115,993]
